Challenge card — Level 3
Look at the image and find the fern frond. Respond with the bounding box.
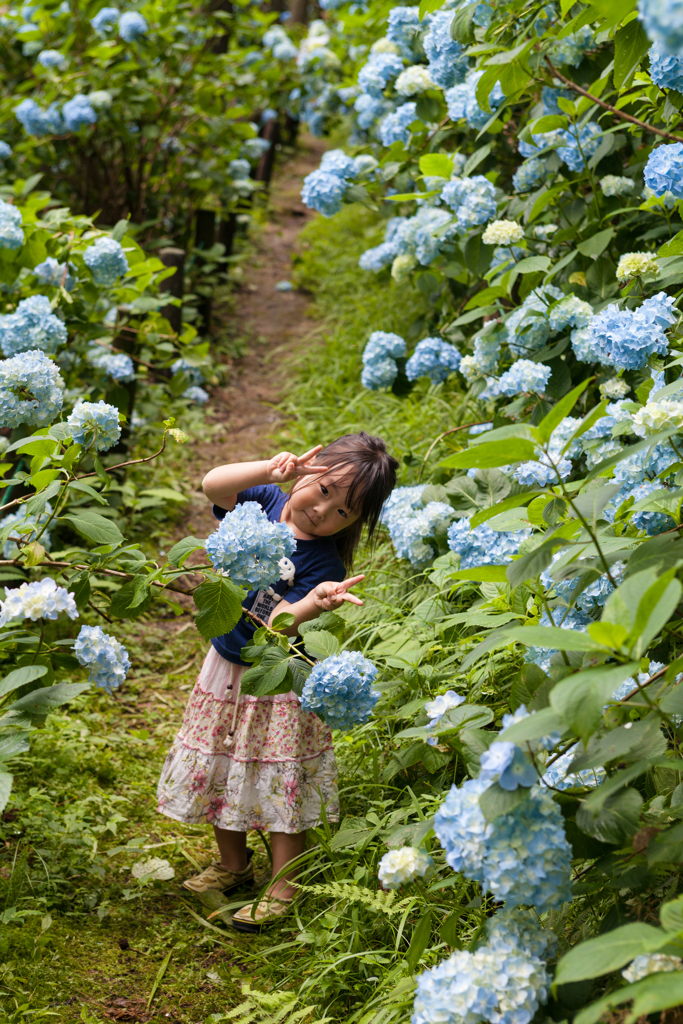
[293,880,415,916]
[218,983,331,1024]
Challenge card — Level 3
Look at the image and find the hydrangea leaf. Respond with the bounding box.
[166,535,205,568]
[62,511,124,548]
[575,971,683,1024]
[303,629,341,661]
[614,18,650,89]
[0,771,12,814]
[500,706,563,744]
[440,438,537,469]
[554,922,672,985]
[550,663,640,741]
[193,576,244,641]
[0,663,46,699]
[7,681,91,717]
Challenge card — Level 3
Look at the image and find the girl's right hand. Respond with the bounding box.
[266,446,329,484]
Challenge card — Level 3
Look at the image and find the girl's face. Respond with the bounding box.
[283,467,361,539]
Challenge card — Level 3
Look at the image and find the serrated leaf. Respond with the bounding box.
[554,923,671,985]
[0,771,12,814]
[0,664,47,699]
[614,17,650,89]
[166,536,205,568]
[61,511,124,548]
[440,439,537,470]
[479,782,531,822]
[575,972,683,1024]
[7,681,91,715]
[303,630,341,661]
[193,577,244,641]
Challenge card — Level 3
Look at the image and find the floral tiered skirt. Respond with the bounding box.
[157,647,339,833]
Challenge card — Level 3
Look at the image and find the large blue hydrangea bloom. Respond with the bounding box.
[447,519,530,569]
[0,295,67,356]
[37,49,66,68]
[481,359,551,400]
[62,94,97,132]
[90,6,119,34]
[0,199,24,250]
[386,5,420,56]
[556,122,602,171]
[586,292,676,369]
[423,10,468,89]
[205,501,296,588]
[644,142,683,199]
[300,650,379,730]
[649,44,683,90]
[358,53,404,96]
[301,169,348,217]
[406,337,461,384]
[33,256,75,290]
[445,70,504,131]
[15,98,64,136]
[378,102,417,147]
[505,285,564,357]
[84,237,129,286]
[118,11,148,40]
[67,400,121,451]
[0,349,64,428]
[441,176,497,233]
[75,624,131,692]
[549,25,593,66]
[354,93,389,131]
[319,148,358,180]
[638,0,683,55]
[512,158,546,192]
[86,346,135,382]
[380,484,454,566]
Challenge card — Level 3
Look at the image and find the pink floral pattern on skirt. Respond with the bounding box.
[157,647,339,833]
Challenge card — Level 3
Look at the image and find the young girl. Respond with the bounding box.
[157,432,397,931]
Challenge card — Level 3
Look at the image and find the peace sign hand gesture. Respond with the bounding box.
[266,446,329,484]
[311,575,365,611]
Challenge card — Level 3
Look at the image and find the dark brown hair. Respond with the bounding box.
[298,432,398,568]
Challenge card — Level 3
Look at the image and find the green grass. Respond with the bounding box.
[0,200,472,1024]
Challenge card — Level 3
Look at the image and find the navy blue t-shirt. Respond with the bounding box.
[210,484,347,666]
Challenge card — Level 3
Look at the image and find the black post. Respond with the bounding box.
[218,212,238,256]
[194,210,216,335]
[255,118,280,187]
[158,247,185,336]
[208,0,233,54]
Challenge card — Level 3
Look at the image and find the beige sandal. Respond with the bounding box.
[182,850,254,894]
[231,896,293,933]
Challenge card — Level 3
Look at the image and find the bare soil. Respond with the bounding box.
[182,135,327,542]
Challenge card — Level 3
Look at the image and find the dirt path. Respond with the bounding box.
[182,135,327,541]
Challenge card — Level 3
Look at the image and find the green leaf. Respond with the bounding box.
[440,439,537,470]
[503,625,605,652]
[61,511,124,548]
[271,612,296,631]
[303,630,341,661]
[407,910,433,972]
[550,663,641,741]
[659,230,683,258]
[500,706,564,744]
[614,17,650,89]
[505,535,569,588]
[418,154,453,178]
[577,785,643,844]
[241,655,290,697]
[555,923,671,986]
[571,715,666,771]
[193,577,244,641]
[575,972,683,1024]
[7,681,91,716]
[0,733,30,760]
[166,536,205,568]
[109,576,153,619]
[536,379,593,444]
[0,771,12,814]
[0,664,47,699]
[446,564,509,583]
[419,0,445,18]
[479,783,531,822]
[577,228,614,259]
[648,820,683,864]
[70,571,91,612]
[450,2,477,43]
[511,255,550,275]
[660,896,683,933]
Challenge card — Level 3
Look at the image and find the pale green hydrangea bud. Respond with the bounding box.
[622,953,683,984]
[395,65,435,96]
[600,175,634,197]
[459,354,486,382]
[371,36,400,55]
[391,253,417,281]
[616,251,660,281]
[599,377,630,400]
[632,398,683,437]
[482,219,524,246]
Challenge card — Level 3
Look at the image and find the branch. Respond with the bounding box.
[546,60,683,144]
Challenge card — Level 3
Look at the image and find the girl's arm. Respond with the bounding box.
[267,576,365,636]
[202,446,329,509]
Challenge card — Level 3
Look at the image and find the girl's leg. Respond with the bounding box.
[213,825,249,872]
[267,831,306,900]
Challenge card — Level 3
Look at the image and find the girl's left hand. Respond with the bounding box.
[312,575,365,611]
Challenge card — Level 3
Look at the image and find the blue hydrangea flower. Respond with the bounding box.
[606,480,675,534]
[515,452,572,487]
[525,609,590,672]
[501,705,561,753]
[548,294,593,332]
[385,499,454,567]
[228,158,250,180]
[15,98,64,135]
[90,6,119,34]
[0,199,24,250]
[549,25,593,66]
[445,69,505,130]
[534,3,557,33]
[380,485,424,525]
[425,690,465,728]
[118,10,147,40]
[480,741,538,791]
[75,624,131,692]
[434,775,494,880]
[0,349,63,428]
[541,746,605,791]
[86,346,135,382]
[649,44,683,89]
[359,240,399,272]
[67,399,121,451]
[319,148,358,179]
[171,357,204,385]
[557,122,602,171]
[612,442,676,484]
[241,137,271,161]
[644,142,683,200]
[505,285,564,357]
[1,504,53,558]
[586,292,676,369]
[0,577,78,627]
[406,337,461,384]
[486,908,557,960]
[482,360,551,400]
[84,237,129,286]
[512,158,546,192]
[62,94,97,131]
[0,295,67,356]
[37,48,66,68]
[33,257,75,290]
[378,102,417,146]
[541,85,573,114]
[301,169,348,217]
[361,359,397,389]
[300,649,380,730]
[184,385,209,403]
[639,0,683,55]
[447,519,530,569]
[363,330,406,364]
[386,5,420,56]
[0,142,11,161]
[358,53,404,96]
[441,175,497,233]
[423,9,468,89]
[518,128,566,160]
[354,93,388,130]
[272,37,298,60]
[205,501,296,588]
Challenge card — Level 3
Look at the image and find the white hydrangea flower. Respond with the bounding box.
[391,253,417,281]
[395,65,434,96]
[600,377,630,399]
[378,846,434,889]
[632,398,683,437]
[600,175,635,197]
[482,220,524,246]
[622,953,683,983]
[616,252,660,280]
[131,857,175,881]
[0,577,78,626]
[371,36,400,54]
[460,354,485,382]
